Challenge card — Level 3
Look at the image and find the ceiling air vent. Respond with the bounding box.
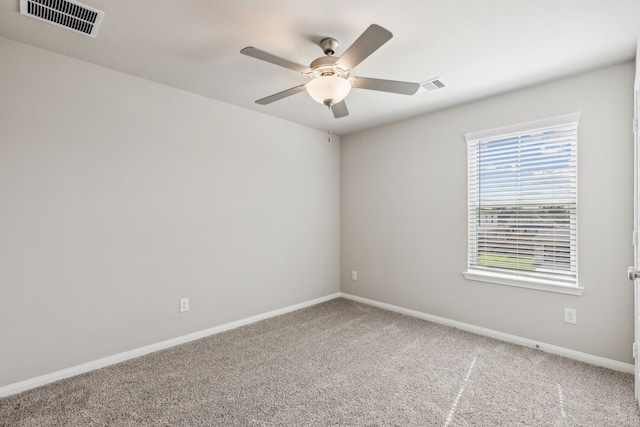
[417,78,448,95]
[20,0,104,38]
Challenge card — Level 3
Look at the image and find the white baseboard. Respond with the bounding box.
[2,291,632,398]
[340,292,635,374]
[0,292,341,398]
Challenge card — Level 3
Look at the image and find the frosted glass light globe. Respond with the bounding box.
[306,75,352,105]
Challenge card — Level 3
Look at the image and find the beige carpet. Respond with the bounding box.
[1,298,639,426]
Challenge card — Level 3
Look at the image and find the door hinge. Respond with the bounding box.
[634,230,638,247]
[634,343,638,359]
[634,118,638,134]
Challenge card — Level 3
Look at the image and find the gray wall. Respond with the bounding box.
[1,34,634,389]
[0,37,340,387]
[341,61,635,364]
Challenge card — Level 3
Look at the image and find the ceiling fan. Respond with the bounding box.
[240,24,420,119]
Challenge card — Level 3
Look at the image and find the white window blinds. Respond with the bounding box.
[466,114,579,288]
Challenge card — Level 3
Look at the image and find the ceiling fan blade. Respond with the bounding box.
[335,24,393,71]
[331,100,349,118]
[255,84,307,105]
[353,77,420,95]
[241,47,310,74]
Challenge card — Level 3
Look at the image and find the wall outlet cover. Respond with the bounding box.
[564,307,576,324]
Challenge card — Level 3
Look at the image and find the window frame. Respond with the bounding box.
[463,113,583,296]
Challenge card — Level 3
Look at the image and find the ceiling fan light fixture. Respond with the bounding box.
[306,75,352,106]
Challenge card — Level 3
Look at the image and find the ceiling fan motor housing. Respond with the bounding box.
[309,56,349,79]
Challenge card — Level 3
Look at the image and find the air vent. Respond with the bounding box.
[417,78,448,95]
[20,0,104,38]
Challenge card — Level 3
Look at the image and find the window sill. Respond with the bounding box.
[463,270,584,296]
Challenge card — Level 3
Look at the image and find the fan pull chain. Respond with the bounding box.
[327,105,332,142]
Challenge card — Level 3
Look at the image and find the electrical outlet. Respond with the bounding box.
[179,297,189,313]
[351,271,357,281]
[564,308,576,324]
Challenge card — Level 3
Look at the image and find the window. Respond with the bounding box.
[464,113,582,295]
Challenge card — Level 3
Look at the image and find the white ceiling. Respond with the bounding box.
[1,0,639,135]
